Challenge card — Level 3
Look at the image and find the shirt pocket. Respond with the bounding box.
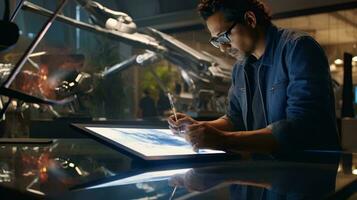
[269,79,289,93]
[235,87,247,98]
[267,79,289,123]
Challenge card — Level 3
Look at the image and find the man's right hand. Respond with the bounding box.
[167,113,198,135]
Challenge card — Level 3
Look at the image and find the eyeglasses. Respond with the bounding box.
[209,21,238,48]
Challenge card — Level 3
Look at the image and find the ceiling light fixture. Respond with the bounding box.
[334,58,344,65]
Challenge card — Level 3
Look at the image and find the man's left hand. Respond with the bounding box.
[185,122,227,151]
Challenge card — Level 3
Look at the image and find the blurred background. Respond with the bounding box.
[0,0,356,138]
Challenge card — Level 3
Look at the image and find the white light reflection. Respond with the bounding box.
[352,169,357,175]
[86,168,191,190]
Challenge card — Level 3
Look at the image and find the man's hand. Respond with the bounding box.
[169,169,222,192]
[185,123,226,151]
[167,113,198,135]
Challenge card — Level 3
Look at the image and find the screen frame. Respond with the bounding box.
[72,123,230,161]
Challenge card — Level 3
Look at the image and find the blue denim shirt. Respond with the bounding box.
[226,24,340,150]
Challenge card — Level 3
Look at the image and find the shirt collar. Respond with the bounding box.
[238,23,278,68]
[260,23,278,66]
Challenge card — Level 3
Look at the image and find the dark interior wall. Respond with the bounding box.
[1,0,356,19]
[94,0,357,19]
[0,1,3,18]
[117,0,357,30]
[1,0,356,47]
[2,0,356,31]
[0,0,79,49]
[266,0,357,14]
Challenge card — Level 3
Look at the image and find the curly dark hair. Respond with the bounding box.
[197,0,271,26]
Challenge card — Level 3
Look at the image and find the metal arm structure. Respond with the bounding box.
[55,50,166,98]
[102,50,169,93]
[22,0,233,117]
[0,0,76,119]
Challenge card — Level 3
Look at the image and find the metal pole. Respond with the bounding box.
[3,0,10,21]
[2,0,68,88]
[102,55,137,77]
[0,100,11,120]
[0,0,68,118]
[10,0,26,22]
[21,1,166,52]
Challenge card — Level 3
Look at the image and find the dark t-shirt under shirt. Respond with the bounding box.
[244,55,266,131]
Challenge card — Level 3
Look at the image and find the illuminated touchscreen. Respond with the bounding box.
[85,127,224,157]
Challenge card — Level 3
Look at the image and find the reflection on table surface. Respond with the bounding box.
[1,138,357,200]
[0,139,131,197]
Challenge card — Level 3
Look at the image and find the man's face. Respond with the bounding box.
[206,11,258,60]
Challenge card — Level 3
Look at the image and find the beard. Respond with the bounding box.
[226,47,249,62]
[227,26,260,62]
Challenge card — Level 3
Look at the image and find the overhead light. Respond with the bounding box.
[334,59,344,65]
[353,169,357,175]
[353,56,357,62]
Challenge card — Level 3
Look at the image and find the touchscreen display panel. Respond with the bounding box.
[85,127,225,157]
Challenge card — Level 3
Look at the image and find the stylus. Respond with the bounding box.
[167,92,178,121]
[168,92,183,134]
[169,186,177,200]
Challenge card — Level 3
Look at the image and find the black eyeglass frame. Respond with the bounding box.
[209,21,238,48]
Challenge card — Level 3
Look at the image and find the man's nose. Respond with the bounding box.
[219,43,231,53]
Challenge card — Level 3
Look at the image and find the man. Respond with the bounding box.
[157,90,171,116]
[168,0,340,152]
[139,88,158,119]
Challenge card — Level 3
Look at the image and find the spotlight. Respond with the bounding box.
[334,59,344,65]
[352,56,357,62]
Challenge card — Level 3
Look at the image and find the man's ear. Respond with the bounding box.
[244,11,257,28]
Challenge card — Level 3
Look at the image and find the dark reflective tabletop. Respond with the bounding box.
[1,138,357,200]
